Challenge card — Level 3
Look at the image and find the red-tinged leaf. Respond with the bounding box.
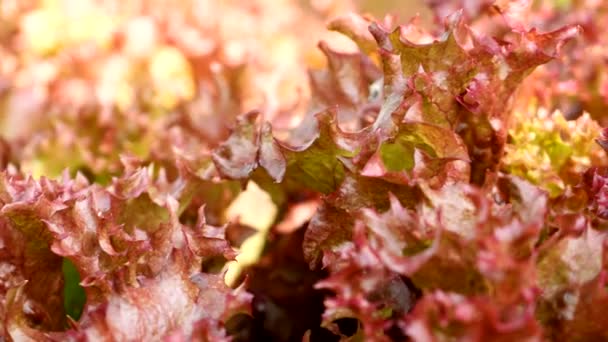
[303,172,422,270]
[537,223,605,300]
[357,176,547,297]
[426,0,494,23]
[212,111,260,180]
[368,10,579,184]
[0,178,71,331]
[365,121,471,186]
[536,236,608,341]
[399,122,470,160]
[280,109,358,194]
[3,283,61,341]
[188,320,231,342]
[582,167,608,220]
[303,204,354,270]
[327,14,378,56]
[59,258,251,341]
[361,194,441,276]
[362,187,485,294]
[179,177,242,227]
[258,122,286,182]
[426,0,532,31]
[307,42,381,131]
[403,290,542,341]
[315,223,417,342]
[210,112,288,183]
[89,268,200,340]
[555,270,608,341]
[496,175,548,230]
[312,42,379,110]
[189,272,252,322]
[596,127,608,152]
[0,163,246,338]
[326,173,421,213]
[183,205,237,261]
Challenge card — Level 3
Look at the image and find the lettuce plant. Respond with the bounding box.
[1,0,608,341]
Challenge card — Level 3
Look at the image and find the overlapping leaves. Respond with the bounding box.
[0,166,250,340]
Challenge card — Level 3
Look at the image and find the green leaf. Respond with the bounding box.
[379,122,469,173]
[380,142,415,172]
[62,258,86,321]
[283,109,358,194]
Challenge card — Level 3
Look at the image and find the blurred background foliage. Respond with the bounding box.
[0,0,426,183]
